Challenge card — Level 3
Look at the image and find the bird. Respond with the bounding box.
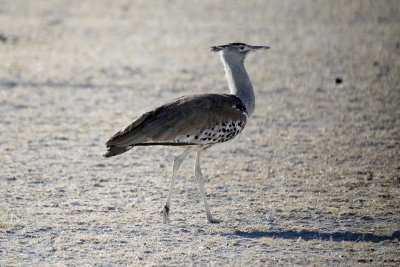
[104,43,269,223]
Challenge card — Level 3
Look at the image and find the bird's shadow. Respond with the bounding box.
[222,229,400,243]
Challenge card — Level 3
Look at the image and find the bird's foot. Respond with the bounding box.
[161,205,170,223]
[207,216,221,224]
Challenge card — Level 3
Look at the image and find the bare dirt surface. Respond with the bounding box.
[1,0,399,266]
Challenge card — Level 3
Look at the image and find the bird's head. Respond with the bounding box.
[211,42,269,61]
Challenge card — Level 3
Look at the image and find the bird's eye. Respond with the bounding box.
[239,46,245,51]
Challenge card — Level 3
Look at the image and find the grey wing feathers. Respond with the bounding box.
[105,108,162,146]
[104,94,247,154]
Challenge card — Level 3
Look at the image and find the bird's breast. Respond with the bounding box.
[172,120,245,145]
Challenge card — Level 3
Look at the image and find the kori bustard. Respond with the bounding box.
[104,43,269,223]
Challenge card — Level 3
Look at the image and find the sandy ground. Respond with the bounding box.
[1,0,399,265]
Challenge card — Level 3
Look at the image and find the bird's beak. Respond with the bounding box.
[250,45,270,50]
[210,45,224,52]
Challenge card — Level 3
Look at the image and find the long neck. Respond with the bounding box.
[221,53,255,116]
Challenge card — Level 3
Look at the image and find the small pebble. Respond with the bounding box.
[266,214,276,222]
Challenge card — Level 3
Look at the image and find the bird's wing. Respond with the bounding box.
[105,93,247,147]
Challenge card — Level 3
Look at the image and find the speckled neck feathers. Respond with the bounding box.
[220,51,255,117]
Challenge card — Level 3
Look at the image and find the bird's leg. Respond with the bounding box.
[162,147,194,223]
[194,150,220,223]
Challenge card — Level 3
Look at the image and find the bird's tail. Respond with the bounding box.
[103,145,133,157]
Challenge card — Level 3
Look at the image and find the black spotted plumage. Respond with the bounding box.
[104,93,247,157]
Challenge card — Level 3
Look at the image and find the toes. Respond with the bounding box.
[162,214,169,223]
[208,217,221,224]
[161,205,170,223]
[161,205,169,214]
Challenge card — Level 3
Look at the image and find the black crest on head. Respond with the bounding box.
[210,42,247,52]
